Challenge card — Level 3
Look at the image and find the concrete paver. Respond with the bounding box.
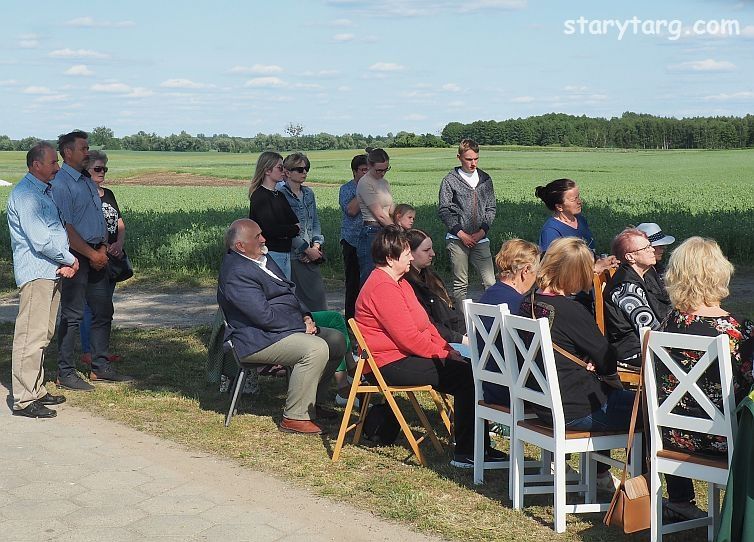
[0,380,441,541]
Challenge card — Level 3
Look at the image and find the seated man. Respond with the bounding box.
[217,219,346,435]
[604,228,668,367]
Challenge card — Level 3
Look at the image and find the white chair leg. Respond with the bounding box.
[584,453,596,504]
[473,413,485,485]
[512,437,525,509]
[709,482,720,542]
[651,467,663,542]
[553,450,567,533]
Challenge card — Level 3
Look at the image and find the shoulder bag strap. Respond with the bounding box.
[531,291,590,369]
[619,328,650,483]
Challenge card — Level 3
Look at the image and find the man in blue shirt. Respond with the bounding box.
[7,142,78,418]
[339,154,367,322]
[51,130,133,390]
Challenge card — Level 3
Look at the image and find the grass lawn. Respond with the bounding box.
[0,322,714,542]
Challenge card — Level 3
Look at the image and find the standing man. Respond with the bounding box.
[339,153,368,322]
[7,142,78,417]
[51,130,133,390]
[438,139,496,309]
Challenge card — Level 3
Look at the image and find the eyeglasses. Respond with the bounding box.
[374,166,391,174]
[288,166,310,173]
[627,244,653,254]
[92,166,108,173]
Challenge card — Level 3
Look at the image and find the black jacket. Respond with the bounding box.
[604,263,670,363]
[406,274,466,344]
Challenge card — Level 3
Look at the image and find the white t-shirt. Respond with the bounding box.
[458,168,479,188]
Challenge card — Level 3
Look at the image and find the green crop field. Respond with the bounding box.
[1,147,753,290]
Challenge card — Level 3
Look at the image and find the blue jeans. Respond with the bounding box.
[267,251,291,280]
[566,389,636,474]
[80,280,117,353]
[357,225,381,285]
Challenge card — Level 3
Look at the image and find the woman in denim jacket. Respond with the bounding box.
[277,153,328,311]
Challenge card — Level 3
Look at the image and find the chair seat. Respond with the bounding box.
[478,400,511,414]
[517,419,634,440]
[656,449,728,470]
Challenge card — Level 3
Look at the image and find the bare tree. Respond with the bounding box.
[284,122,304,138]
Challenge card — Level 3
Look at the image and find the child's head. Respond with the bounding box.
[392,203,416,230]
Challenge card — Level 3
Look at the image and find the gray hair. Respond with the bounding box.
[26,141,55,168]
[87,149,108,165]
[224,218,256,250]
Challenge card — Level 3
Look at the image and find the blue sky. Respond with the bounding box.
[1,0,752,139]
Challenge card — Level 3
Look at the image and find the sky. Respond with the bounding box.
[1,0,752,139]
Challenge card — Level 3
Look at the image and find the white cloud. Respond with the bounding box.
[292,83,323,90]
[230,64,283,75]
[160,78,211,89]
[459,0,527,12]
[64,64,94,76]
[64,17,135,28]
[302,69,340,78]
[441,83,461,92]
[564,85,588,92]
[50,48,109,59]
[703,91,754,101]
[369,62,406,72]
[328,0,526,16]
[334,33,355,42]
[126,87,154,98]
[511,96,535,103]
[669,59,736,72]
[35,94,69,103]
[91,82,131,93]
[404,113,427,121]
[244,77,286,88]
[332,18,353,26]
[23,86,53,95]
[19,39,39,49]
[742,25,754,38]
[337,85,352,92]
[0,79,18,86]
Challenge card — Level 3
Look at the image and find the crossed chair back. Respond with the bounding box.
[331,319,453,466]
[463,300,512,487]
[505,312,642,533]
[641,328,736,541]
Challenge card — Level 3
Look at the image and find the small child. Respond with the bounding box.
[392,203,416,230]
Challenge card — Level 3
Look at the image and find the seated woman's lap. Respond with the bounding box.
[377,355,471,394]
[565,388,636,432]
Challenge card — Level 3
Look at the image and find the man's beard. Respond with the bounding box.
[261,245,268,255]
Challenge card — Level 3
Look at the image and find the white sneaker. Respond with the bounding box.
[335,393,360,409]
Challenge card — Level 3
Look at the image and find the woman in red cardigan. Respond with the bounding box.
[355,225,505,468]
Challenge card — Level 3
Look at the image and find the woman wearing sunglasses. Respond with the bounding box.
[277,153,327,311]
[79,150,126,366]
[356,147,395,285]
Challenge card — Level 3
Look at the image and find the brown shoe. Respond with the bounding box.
[279,417,323,435]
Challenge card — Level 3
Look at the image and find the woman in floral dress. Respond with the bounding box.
[658,236,754,521]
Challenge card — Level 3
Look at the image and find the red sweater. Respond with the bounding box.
[355,268,452,370]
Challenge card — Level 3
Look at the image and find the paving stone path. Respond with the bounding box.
[0,379,440,541]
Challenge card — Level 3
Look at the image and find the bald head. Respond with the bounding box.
[225,219,266,259]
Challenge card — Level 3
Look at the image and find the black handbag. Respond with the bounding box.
[108,251,134,282]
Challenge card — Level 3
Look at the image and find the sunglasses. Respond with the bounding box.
[92,166,108,173]
[288,166,310,173]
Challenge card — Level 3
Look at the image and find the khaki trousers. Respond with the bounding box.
[240,328,345,420]
[12,279,60,410]
[446,239,496,310]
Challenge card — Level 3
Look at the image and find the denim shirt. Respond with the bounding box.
[277,180,324,255]
[50,163,106,245]
[7,173,76,287]
[339,179,362,246]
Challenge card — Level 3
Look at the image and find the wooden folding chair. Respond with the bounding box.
[592,269,613,335]
[332,319,452,466]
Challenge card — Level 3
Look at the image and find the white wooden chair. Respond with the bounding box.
[506,313,642,533]
[641,328,737,542]
[464,301,512,488]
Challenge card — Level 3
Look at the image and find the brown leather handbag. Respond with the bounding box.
[603,329,651,533]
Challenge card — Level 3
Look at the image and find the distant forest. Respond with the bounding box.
[1,112,752,152]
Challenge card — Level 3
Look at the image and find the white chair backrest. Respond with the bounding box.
[641,327,737,464]
[463,300,511,392]
[503,313,565,430]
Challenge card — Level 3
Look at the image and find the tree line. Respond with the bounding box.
[1,112,752,152]
[441,112,754,149]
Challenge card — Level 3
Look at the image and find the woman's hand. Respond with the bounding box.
[594,255,619,274]
[302,246,322,263]
[585,362,596,372]
[446,349,465,362]
[461,334,470,346]
[108,240,124,258]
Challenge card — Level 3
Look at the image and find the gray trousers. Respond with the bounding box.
[446,239,496,309]
[290,258,328,312]
[240,328,346,420]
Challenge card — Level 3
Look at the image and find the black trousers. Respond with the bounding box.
[341,239,360,322]
[378,355,487,455]
[57,253,114,376]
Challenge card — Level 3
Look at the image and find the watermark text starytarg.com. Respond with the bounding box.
[564,16,741,41]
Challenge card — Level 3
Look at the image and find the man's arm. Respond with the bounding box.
[65,224,108,269]
[610,283,661,334]
[221,270,302,333]
[14,195,76,267]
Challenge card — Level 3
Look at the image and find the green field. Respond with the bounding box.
[1,147,754,290]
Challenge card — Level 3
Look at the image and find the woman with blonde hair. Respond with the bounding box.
[658,237,754,521]
[248,151,299,278]
[521,237,635,491]
[479,239,540,313]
